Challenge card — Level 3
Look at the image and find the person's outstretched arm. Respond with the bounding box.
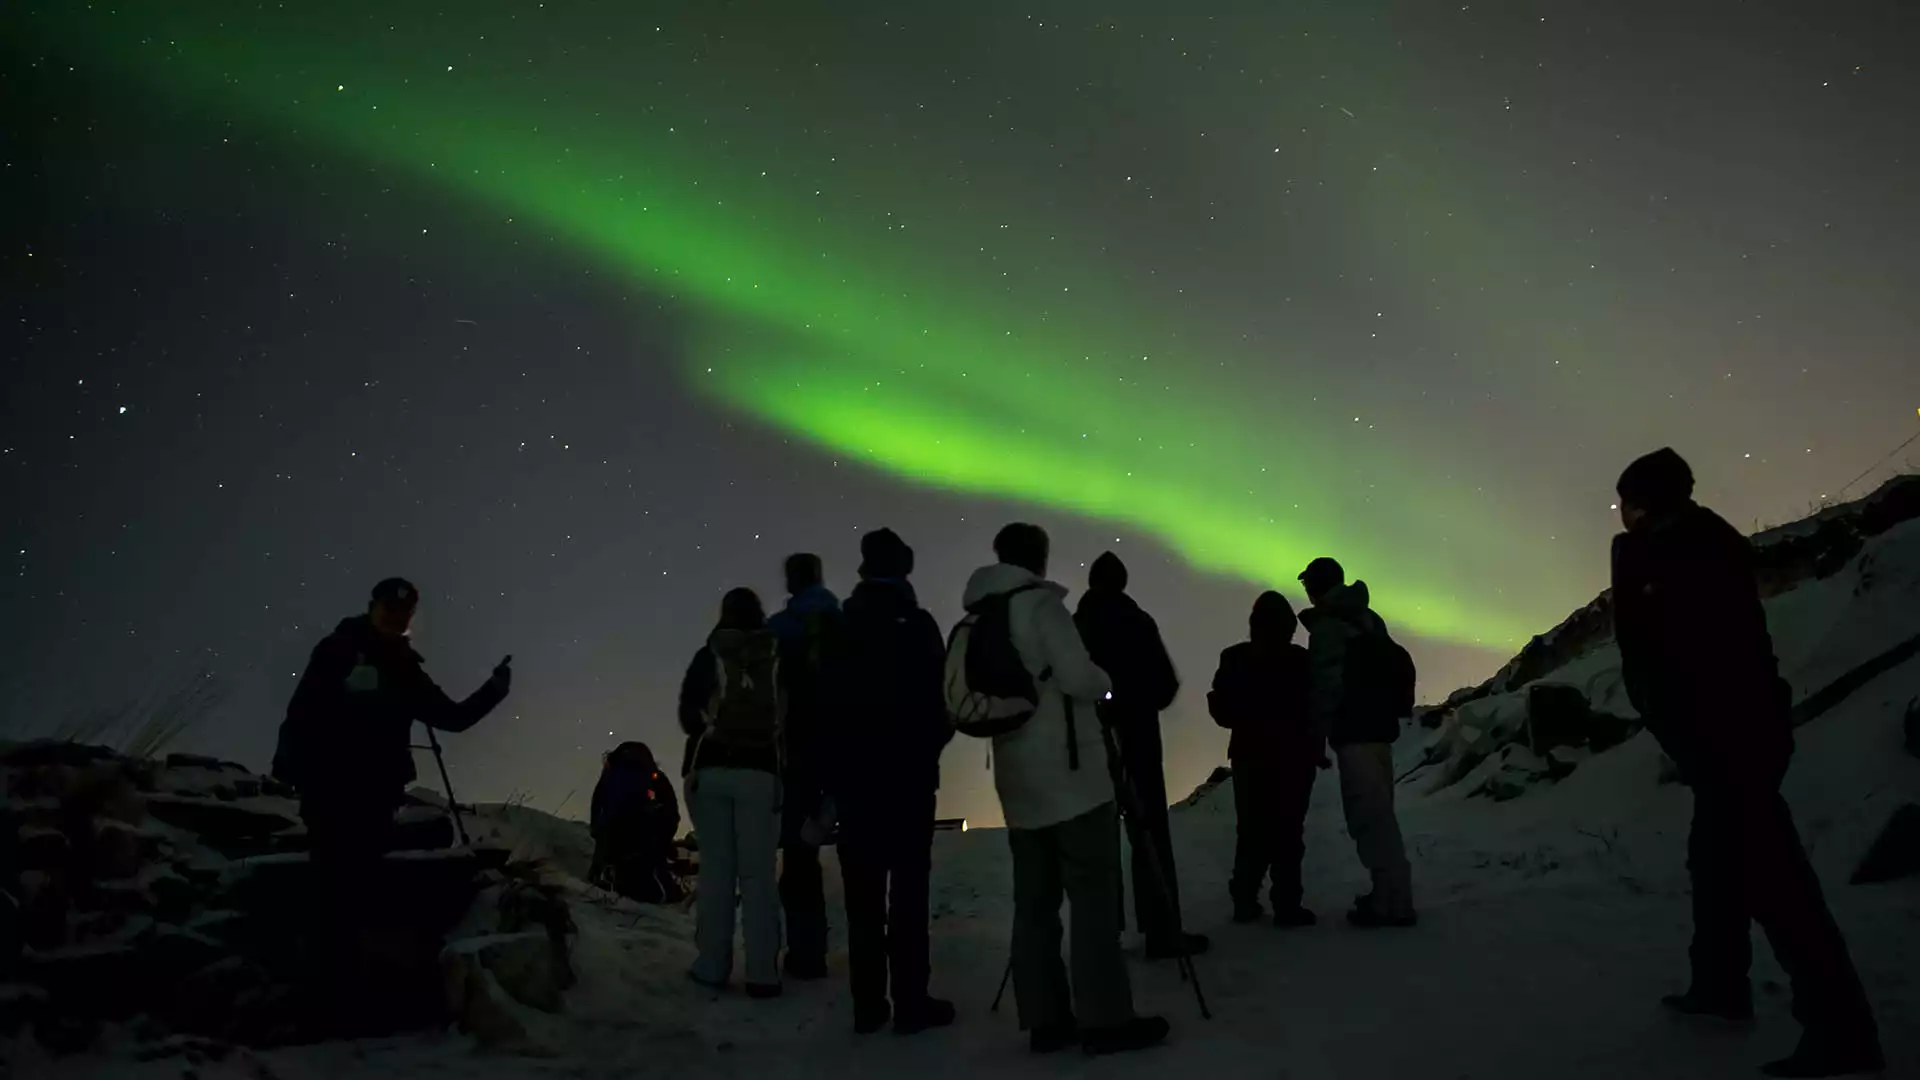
[412,655,511,733]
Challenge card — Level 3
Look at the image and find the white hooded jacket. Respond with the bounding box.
[962,563,1115,831]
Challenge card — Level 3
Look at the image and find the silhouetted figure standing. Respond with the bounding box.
[966,523,1168,1056]
[826,528,957,1035]
[1074,552,1208,960]
[589,741,682,904]
[768,553,840,981]
[678,587,786,998]
[274,577,511,1035]
[1298,558,1416,928]
[1209,591,1320,927]
[1612,448,1881,1078]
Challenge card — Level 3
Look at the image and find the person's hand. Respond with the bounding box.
[491,654,514,692]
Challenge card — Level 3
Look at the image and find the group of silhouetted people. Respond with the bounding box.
[273,447,1884,1076]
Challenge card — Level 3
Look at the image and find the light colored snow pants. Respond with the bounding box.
[1336,743,1414,918]
[688,767,783,987]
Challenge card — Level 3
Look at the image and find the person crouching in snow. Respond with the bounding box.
[589,741,683,904]
[1208,591,1321,928]
[965,523,1169,1056]
[678,587,785,998]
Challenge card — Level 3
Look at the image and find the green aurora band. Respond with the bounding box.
[31,6,1595,646]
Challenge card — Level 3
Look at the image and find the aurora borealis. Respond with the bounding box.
[8,2,1917,819]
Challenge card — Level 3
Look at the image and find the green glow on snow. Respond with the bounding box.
[28,5,1593,646]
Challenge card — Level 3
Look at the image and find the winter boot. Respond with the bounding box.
[1272,906,1317,928]
[1144,932,1212,959]
[1231,897,1265,924]
[1082,1015,1171,1056]
[1661,986,1755,1024]
[1760,1032,1886,1077]
[894,997,957,1036]
[1348,892,1416,928]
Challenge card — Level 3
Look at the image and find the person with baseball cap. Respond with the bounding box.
[273,577,512,1034]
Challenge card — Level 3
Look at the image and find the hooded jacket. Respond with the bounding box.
[826,577,952,809]
[1611,501,1791,785]
[1209,597,1315,762]
[1073,555,1180,732]
[1298,581,1396,747]
[962,563,1115,831]
[591,742,681,848]
[274,615,508,800]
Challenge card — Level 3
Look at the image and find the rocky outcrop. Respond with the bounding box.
[1,740,575,1056]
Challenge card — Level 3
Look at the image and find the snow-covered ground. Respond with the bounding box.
[34,517,1920,1080]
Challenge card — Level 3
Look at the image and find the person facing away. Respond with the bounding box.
[823,527,957,1035]
[966,523,1169,1056]
[766,552,841,981]
[1611,447,1881,1079]
[1208,590,1320,928]
[677,586,786,998]
[1297,557,1416,928]
[273,576,511,1034]
[588,741,683,904]
[1073,551,1209,961]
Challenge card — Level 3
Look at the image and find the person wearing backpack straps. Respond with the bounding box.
[957,523,1168,1056]
[1297,558,1417,928]
[677,587,786,998]
[767,552,841,982]
[1074,551,1209,961]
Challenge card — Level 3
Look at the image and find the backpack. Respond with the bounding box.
[945,584,1048,738]
[704,630,782,754]
[1341,627,1417,740]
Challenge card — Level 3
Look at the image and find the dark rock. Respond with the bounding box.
[393,809,456,852]
[0,982,48,1035]
[145,795,300,857]
[1,741,116,769]
[163,753,250,774]
[92,819,159,881]
[1851,802,1920,885]
[18,827,71,872]
[1525,683,1638,754]
[453,930,570,1013]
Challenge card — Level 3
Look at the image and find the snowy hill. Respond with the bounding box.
[17,483,1920,1080]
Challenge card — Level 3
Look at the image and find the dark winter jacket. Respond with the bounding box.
[1073,585,1180,738]
[274,615,508,801]
[1209,638,1315,763]
[677,628,784,776]
[825,578,951,811]
[1612,501,1792,787]
[1298,582,1398,747]
[591,743,680,848]
[768,585,843,787]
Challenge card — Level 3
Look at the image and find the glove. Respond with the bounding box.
[491,654,514,693]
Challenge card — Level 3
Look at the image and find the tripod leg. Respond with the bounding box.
[1099,724,1212,1020]
[423,725,470,847]
[991,955,1013,1013]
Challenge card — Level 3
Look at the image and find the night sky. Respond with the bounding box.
[5,2,1917,826]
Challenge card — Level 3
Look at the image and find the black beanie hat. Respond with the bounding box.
[858,527,914,579]
[1089,551,1128,592]
[1617,447,1695,512]
[371,577,419,609]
